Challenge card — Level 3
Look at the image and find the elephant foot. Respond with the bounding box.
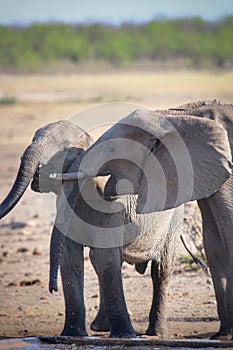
[91,311,110,332]
[210,330,232,341]
[61,326,88,337]
[146,324,168,338]
[109,324,137,338]
[110,330,137,338]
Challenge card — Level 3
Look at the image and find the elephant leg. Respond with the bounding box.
[90,247,136,338]
[145,261,169,338]
[89,248,110,332]
[146,232,177,338]
[60,236,87,336]
[199,191,233,340]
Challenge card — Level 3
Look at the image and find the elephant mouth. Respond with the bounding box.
[31,168,40,192]
[32,166,60,194]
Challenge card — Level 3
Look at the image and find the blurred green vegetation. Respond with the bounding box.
[0,16,233,73]
[0,95,17,104]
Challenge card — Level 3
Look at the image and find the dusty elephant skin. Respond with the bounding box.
[60,100,233,340]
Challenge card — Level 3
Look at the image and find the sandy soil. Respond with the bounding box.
[0,71,232,340]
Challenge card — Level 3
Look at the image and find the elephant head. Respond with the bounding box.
[0,120,92,293]
[0,120,91,218]
[31,146,85,194]
[54,107,232,214]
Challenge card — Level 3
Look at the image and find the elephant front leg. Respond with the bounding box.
[146,261,169,338]
[91,247,136,338]
[60,237,87,336]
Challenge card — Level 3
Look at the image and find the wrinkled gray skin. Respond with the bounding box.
[63,100,233,340]
[161,100,233,341]
[0,119,183,338]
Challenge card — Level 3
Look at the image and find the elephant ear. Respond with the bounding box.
[136,114,232,214]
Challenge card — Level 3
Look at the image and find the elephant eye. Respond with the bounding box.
[151,139,160,153]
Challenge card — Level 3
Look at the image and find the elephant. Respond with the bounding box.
[33,128,185,338]
[0,120,92,335]
[0,119,183,338]
[56,99,233,340]
[41,159,184,338]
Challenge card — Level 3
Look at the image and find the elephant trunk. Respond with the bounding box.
[0,120,89,219]
[49,225,65,293]
[0,141,46,219]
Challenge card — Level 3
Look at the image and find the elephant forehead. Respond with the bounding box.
[120,109,174,139]
[80,137,148,171]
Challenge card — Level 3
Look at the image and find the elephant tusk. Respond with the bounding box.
[49,170,87,181]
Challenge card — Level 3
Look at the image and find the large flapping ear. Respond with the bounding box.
[136,114,232,214]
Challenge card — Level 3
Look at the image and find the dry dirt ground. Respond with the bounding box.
[0,71,232,341]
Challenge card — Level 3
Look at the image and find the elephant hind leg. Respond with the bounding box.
[89,248,110,332]
[145,261,169,338]
[198,198,232,340]
[90,247,136,338]
[146,231,178,338]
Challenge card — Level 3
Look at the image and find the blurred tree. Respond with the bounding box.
[0,16,232,72]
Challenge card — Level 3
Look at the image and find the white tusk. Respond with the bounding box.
[49,171,87,181]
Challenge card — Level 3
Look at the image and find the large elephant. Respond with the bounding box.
[0,119,183,338]
[57,100,233,340]
[33,130,184,338]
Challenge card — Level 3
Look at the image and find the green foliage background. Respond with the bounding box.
[0,16,233,72]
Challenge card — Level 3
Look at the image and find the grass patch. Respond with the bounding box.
[0,96,17,105]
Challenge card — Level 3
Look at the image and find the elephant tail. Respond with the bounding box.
[180,235,210,276]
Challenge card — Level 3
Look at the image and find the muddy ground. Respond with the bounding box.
[0,72,232,340]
